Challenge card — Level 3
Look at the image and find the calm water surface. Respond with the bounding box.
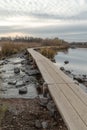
[55,48,87,75]
[55,48,87,92]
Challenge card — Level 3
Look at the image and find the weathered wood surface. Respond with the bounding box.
[28,48,87,130]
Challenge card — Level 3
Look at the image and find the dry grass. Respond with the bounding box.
[0,42,27,58]
[0,41,42,59]
[40,48,57,59]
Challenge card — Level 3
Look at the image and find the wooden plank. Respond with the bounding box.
[55,84,87,126]
[68,83,87,105]
[35,61,55,84]
[48,84,87,130]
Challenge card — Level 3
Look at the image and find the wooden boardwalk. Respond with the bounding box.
[28,48,87,130]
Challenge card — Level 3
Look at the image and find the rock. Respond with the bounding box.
[74,81,79,85]
[64,60,69,64]
[32,63,37,69]
[16,81,25,88]
[83,82,87,87]
[21,67,25,72]
[1,57,5,60]
[27,59,31,65]
[39,96,49,107]
[51,58,56,63]
[35,120,42,128]
[47,93,52,100]
[23,76,37,84]
[35,83,42,94]
[52,122,57,126]
[65,70,71,75]
[60,125,63,129]
[25,69,40,76]
[25,65,33,70]
[65,70,71,74]
[0,60,4,66]
[23,49,28,55]
[39,78,44,85]
[47,101,56,117]
[29,61,34,65]
[18,52,25,59]
[0,88,7,91]
[29,76,37,83]
[8,80,17,85]
[42,121,48,129]
[23,75,30,83]
[25,55,29,60]
[83,79,87,82]
[60,67,65,71]
[1,59,9,65]
[83,75,86,78]
[21,60,28,65]
[1,70,6,73]
[43,82,48,97]
[14,67,20,74]
[73,75,84,83]
[19,87,27,94]
[3,59,9,64]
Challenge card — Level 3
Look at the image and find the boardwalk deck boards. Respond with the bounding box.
[28,48,87,130]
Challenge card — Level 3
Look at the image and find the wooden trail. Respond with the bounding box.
[28,48,87,130]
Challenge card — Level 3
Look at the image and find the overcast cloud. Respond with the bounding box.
[0,0,87,42]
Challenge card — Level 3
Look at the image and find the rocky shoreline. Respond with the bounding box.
[0,50,68,130]
[0,50,41,98]
[60,62,87,91]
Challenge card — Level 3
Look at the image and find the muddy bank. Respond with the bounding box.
[0,98,67,130]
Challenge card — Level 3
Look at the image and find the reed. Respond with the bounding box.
[0,42,30,59]
[40,48,57,59]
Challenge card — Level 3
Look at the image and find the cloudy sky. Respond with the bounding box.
[0,0,87,42]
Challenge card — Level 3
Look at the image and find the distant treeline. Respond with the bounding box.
[71,42,87,45]
[70,42,87,47]
[0,36,69,46]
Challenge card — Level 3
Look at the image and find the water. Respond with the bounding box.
[55,48,87,75]
[0,57,38,98]
[54,48,87,92]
